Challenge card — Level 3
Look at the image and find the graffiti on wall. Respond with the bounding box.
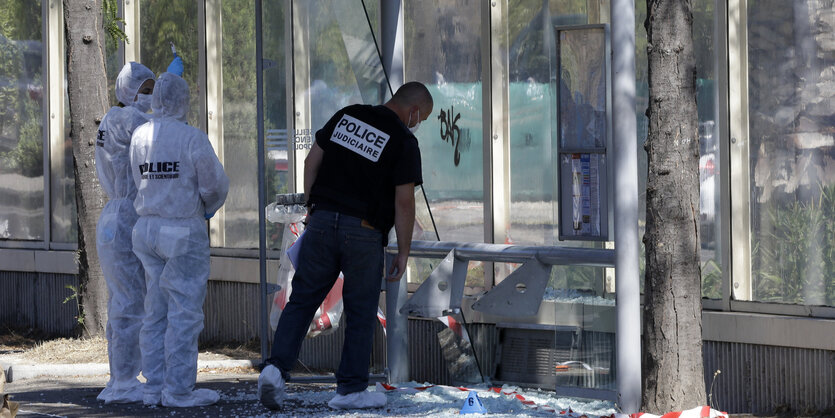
[437,106,471,166]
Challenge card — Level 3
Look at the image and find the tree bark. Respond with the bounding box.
[64,0,109,336]
[641,0,706,412]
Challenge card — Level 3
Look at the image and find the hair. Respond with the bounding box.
[391,81,433,112]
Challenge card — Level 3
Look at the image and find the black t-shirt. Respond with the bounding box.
[309,104,422,234]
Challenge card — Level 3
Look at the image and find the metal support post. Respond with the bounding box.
[381,0,408,384]
[255,0,270,362]
[385,253,409,383]
[611,0,641,412]
[380,0,404,96]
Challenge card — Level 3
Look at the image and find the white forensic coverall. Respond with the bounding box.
[130,72,229,408]
[95,62,155,404]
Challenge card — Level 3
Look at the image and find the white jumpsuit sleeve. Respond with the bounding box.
[96,108,150,198]
[190,135,229,215]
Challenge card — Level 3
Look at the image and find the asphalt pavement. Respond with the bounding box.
[6,372,344,418]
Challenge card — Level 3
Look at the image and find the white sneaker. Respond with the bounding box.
[258,365,285,410]
[328,390,387,409]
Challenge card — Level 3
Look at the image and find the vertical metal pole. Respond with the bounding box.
[380,0,408,384]
[714,0,732,312]
[611,0,640,413]
[42,0,52,249]
[384,254,409,383]
[380,0,404,93]
[255,0,269,362]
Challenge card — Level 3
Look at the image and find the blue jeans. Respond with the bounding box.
[268,210,384,395]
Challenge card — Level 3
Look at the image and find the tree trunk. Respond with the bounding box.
[64,0,109,337]
[641,0,706,412]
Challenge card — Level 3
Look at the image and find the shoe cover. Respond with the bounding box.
[258,364,284,409]
[161,388,219,408]
[258,365,285,410]
[98,380,143,404]
[143,392,161,407]
[328,390,387,409]
[96,384,113,402]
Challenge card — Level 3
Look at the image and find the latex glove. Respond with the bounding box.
[204,211,215,220]
[167,55,184,77]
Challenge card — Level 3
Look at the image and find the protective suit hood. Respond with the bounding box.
[152,72,189,123]
[115,62,155,108]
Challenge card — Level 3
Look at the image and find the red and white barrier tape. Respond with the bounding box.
[631,406,728,418]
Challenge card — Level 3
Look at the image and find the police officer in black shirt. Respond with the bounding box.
[259,82,433,411]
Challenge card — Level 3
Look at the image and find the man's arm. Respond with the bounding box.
[303,142,324,203]
[388,183,415,281]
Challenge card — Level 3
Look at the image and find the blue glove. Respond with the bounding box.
[204,211,215,220]
[167,55,184,77]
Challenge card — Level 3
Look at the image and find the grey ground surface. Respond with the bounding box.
[5,371,409,417]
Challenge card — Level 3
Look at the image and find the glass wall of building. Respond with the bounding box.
[505,1,587,247]
[0,0,830,315]
[403,0,485,285]
[262,2,289,250]
[50,94,75,244]
[746,0,835,307]
[0,0,45,241]
[51,2,77,245]
[301,0,378,133]
[501,1,614,298]
[693,0,721,298]
[139,0,201,127]
[219,0,260,248]
[404,0,484,243]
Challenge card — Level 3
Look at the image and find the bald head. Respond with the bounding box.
[391,82,433,109]
[385,81,434,130]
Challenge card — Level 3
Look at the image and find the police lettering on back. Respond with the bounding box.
[138,161,180,180]
[330,114,390,162]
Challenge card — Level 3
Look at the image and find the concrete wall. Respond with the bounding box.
[0,271,79,336]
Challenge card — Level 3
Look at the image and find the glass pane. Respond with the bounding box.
[287,0,383,249]
[51,94,76,243]
[404,0,484,284]
[0,0,45,241]
[105,6,123,107]
[558,30,606,151]
[328,0,383,104]
[303,0,379,133]
[264,2,288,250]
[218,0,258,248]
[547,267,616,392]
[693,0,721,298]
[139,0,201,127]
[556,28,608,241]
[747,1,835,306]
[506,1,587,247]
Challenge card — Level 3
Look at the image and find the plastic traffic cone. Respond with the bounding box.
[459,391,487,414]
